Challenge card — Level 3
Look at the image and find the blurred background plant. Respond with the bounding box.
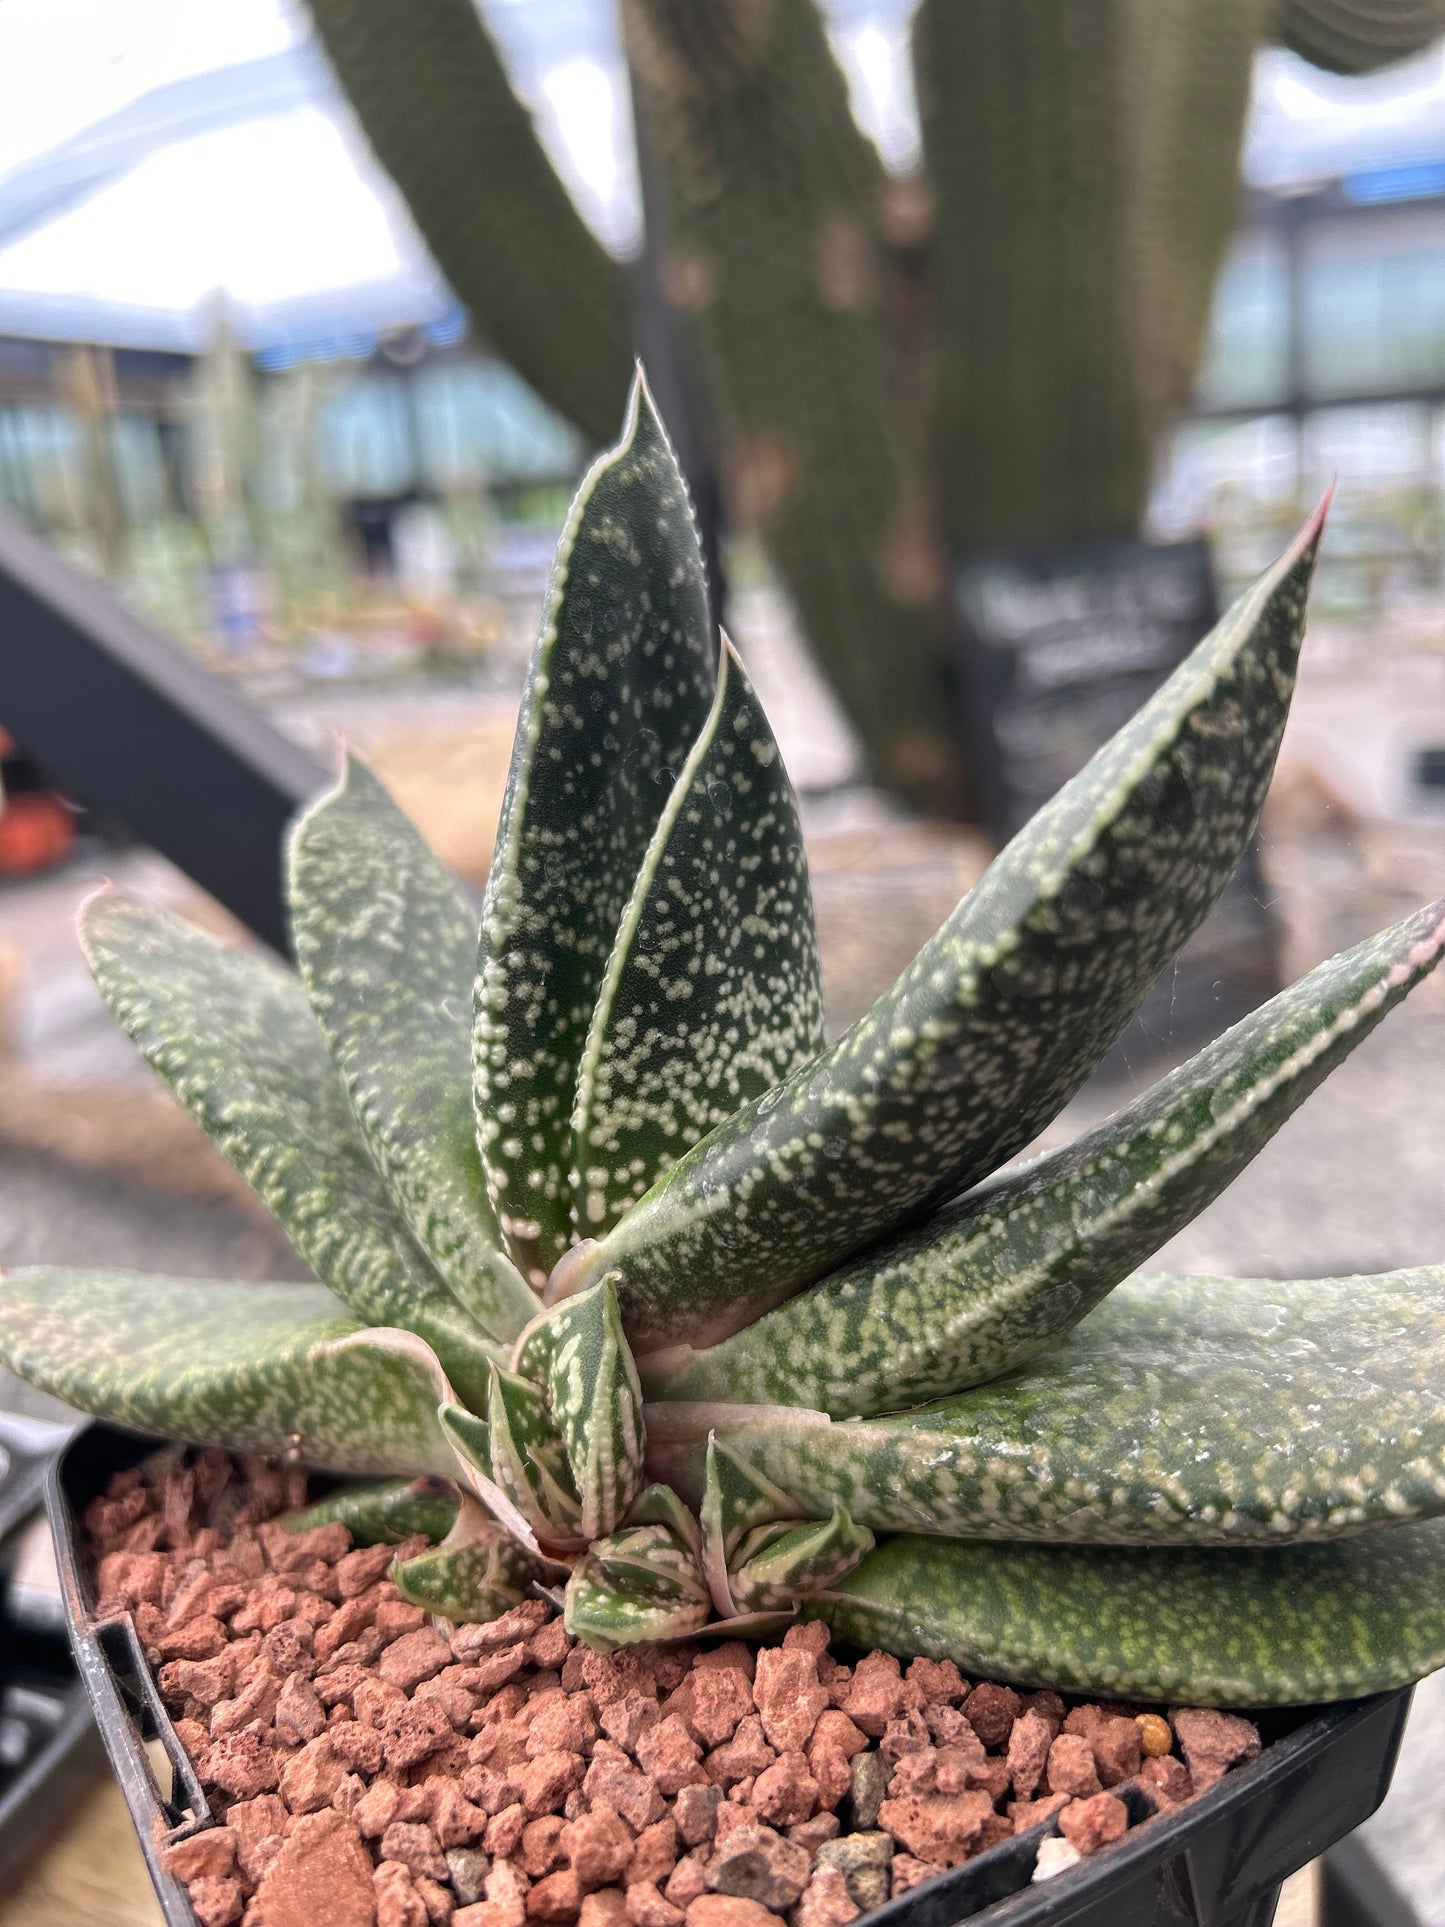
[4,4,1445,820]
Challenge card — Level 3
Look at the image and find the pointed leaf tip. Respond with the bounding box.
[581,515,1323,1350]
[657,893,1445,1418]
[286,750,538,1346]
[473,380,716,1282]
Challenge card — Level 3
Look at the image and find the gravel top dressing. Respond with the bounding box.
[85,1450,1264,1927]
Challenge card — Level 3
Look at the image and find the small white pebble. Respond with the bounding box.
[1032,1836,1084,1883]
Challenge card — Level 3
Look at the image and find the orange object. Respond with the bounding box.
[0,791,75,875]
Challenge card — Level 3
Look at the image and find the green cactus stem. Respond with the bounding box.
[623,0,961,812]
[303,0,630,445]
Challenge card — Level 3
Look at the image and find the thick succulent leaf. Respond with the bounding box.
[393,1492,547,1620]
[729,1510,874,1613]
[82,892,499,1410]
[700,1435,804,1617]
[288,756,537,1342]
[813,1523,1445,1707]
[439,1401,542,1556]
[543,1283,646,1541]
[572,508,1324,1351]
[655,1267,1445,1546]
[570,639,825,1237]
[285,1477,461,1546]
[473,373,716,1282]
[486,1364,583,1548]
[645,896,1445,1416]
[0,1269,454,1475]
[629,1482,704,1558]
[565,1497,712,1651]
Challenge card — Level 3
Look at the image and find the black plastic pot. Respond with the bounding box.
[0,1411,105,1886]
[50,1424,1414,1927]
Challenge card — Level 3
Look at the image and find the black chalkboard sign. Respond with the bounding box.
[953,535,1218,839]
[952,535,1278,1062]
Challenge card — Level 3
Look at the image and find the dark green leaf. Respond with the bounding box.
[572,507,1324,1350]
[645,896,1445,1415]
[571,639,824,1236]
[656,1266,1445,1545]
[393,1493,548,1619]
[474,373,716,1282]
[285,1477,461,1546]
[815,1522,1445,1706]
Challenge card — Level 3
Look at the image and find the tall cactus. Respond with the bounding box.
[621,0,963,810]
[302,0,1445,816]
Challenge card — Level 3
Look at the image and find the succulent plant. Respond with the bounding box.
[7,375,1445,1709]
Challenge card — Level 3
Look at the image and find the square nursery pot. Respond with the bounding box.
[49,1424,1414,1927]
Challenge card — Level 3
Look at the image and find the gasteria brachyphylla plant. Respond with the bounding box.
[7,373,1445,1709]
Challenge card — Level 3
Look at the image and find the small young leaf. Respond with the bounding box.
[288,755,538,1342]
[82,892,499,1409]
[660,1267,1445,1546]
[564,1492,712,1650]
[645,896,1445,1416]
[728,1510,874,1613]
[814,1522,1445,1706]
[284,1477,461,1546]
[0,1270,455,1475]
[485,1363,582,1548]
[700,1435,804,1617]
[570,639,825,1236]
[474,373,716,1282]
[393,1492,547,1619]
[571,507,1324,1350]
[544,1282,646,1541]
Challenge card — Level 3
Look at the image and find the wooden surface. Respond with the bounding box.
[0,1768,162,1927]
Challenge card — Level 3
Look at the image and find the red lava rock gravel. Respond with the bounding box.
[84,1454,1265,1927]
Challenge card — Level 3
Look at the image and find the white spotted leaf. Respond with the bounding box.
[699,1433,803,1616]
[570,638,824,1237]
[474,372,716,1284]
[569,508,1325,1351]
[543,1281,646,1541]
[81,892,501,1409]
[660,1265,1445,1547]
[0,1269,455,1475]
[393,1491,550,1618]
[646,895,1445,1417]
[815,1521,1445,1706]
[728,1509,874,1612]
[288,755,537,1342]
